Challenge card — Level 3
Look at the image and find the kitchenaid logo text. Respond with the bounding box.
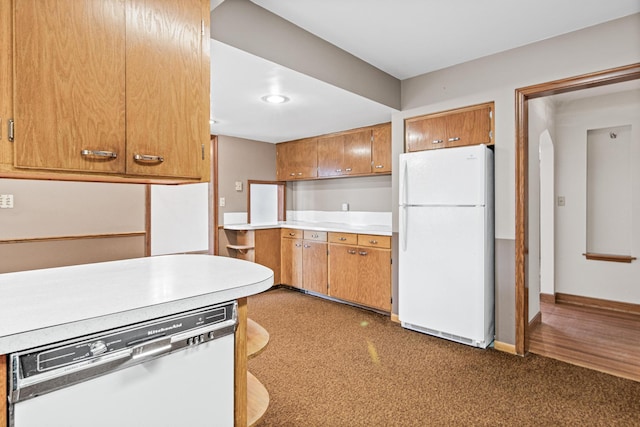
[147,323,182,336]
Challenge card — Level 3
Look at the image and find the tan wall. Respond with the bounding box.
[0,178,146,272]
[216,135,277,256]
[289,175,391,212]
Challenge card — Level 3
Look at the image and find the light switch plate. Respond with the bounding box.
[219,197,226,207]
[235,181,243,191]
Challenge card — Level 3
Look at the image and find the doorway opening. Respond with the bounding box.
[514,63,640,361]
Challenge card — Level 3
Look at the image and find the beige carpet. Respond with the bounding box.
[247,288,640,426]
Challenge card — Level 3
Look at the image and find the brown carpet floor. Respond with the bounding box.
[247,288,640,426]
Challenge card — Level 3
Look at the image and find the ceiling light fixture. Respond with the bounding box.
[261,94,290,104]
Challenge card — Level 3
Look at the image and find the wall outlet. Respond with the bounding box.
[0,194,14,209]
[557,196,565,207]
[341,203,349,211]
[219,197,226,207]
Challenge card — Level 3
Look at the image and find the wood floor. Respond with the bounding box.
[529,300,640,382]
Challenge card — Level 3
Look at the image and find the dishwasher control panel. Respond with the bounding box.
[16,302,236,380]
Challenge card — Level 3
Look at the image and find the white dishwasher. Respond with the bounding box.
[8,301,237,427]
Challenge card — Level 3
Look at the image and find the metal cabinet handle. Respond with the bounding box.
[358,251,368,256]
[134,154,164,163]
[81,149,117,159]
[339,237,347,241]
[303,244,311,249]
[375,165,384,169]
[432,139,443,144]
[347,249,357,255]
[295,243,302,247]
[297,172,302,176]
[345,168,352,172]
[290,172,296,176]
[311,233,319,238]
[369,239,378,244]
[335,169,342,172]
[448,137,461,142]
[289,232,296,237]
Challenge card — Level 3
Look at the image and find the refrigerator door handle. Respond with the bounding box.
[401,205,408,251]
[400,158,408,207]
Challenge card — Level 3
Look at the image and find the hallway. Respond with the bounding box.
[529,300,640,382]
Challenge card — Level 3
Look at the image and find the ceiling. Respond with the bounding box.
[210,0,640,143]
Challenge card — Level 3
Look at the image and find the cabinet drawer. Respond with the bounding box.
[303,230,327,242]
[281,228,303,239]
[357,234,391,249]
[328,232,357,245]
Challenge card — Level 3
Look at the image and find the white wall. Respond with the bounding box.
[554,89,640,303]
[527,97,557,319]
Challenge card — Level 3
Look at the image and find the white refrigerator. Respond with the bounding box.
[398,144,494,348]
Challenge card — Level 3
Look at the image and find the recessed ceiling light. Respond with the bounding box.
[261,94,290,104]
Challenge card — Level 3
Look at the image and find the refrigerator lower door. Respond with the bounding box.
[399,205,493,348]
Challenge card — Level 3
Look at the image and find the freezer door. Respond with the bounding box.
[398,206,491,343]
[399,145,489,206]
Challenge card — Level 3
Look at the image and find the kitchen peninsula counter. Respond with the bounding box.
[0,254,273,354]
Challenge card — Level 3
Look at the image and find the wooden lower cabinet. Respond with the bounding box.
[226,229,281,285]
[280,236,303,288]
[281,229,390,311]
[302,240,328,294]
[281,229,327,294]
[329,243,391,312]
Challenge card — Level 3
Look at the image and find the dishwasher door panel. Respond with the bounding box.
[13,333,234,427]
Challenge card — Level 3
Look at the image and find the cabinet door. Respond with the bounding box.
[125,0,204,178]
[317,134,344,177]
[14,0,126,173]
[444,106,492,148]
[343,129,372,175]
[255,229,281,284]
[276,138,318,180]
[405,115,447,152]
[302,241,327,294]
[328,244,359,303]
[281,238,303,288]
[371,123,391,173]
[357,247,391,311]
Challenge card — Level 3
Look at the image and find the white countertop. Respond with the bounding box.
[0,254,273,354]
[224,221,392,236]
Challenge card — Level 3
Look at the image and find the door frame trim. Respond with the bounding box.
[514,63,640,355]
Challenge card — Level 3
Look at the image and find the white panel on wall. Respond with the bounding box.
[0,179,145,240]
[586,125,632,255]
[151,183,209,256]
[249,184,278,225]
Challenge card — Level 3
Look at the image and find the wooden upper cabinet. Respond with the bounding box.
[371,123,391,173]
[276,138,318,180]
[11,0,208,180]
[317,134,344,177]
[405,103,493,152]
[277,122,391,181]
[317,129,371,177]
[125,0,204,178]
[14,0,126,173]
